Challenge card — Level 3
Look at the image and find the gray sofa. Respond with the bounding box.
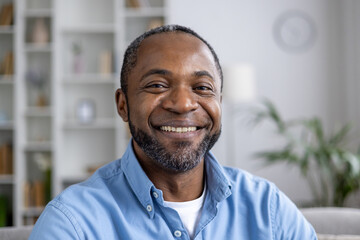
[0,225,33,240]
[301,207,360,240]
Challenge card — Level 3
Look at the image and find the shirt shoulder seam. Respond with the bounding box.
[270,186,277,240]
[49,200,85,240]
[83,160,124,186]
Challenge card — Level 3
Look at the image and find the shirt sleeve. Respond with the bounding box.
[29,200,84,240]
[271,187,318,240]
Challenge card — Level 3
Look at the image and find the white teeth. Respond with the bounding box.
[160,126,197,133]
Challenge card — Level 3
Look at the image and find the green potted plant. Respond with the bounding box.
[253,100,360,207]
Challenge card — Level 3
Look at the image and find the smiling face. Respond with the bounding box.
[116,32,222,172]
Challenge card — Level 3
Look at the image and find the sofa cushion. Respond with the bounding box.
[318,234,360,240]
[301,207,360,235]
[0,226,33,240]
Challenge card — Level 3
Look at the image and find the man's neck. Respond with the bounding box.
[148,161,205,202]
[133,145,205,202]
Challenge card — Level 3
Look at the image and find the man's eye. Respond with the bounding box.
[195,86,212,91]
[148,84,166,88]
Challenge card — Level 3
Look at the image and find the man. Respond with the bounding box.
[29,25,317,239]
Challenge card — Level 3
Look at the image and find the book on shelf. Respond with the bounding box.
[126,0,140,8]
[33,181,45,207]
[0,143,13,175]
[0,3,14,26]
[0,55,4,75]
[99,50,112,75]
[126,0,150,8]
[23,182,31,208]
[23,181,45,208]
[0,51,14,76]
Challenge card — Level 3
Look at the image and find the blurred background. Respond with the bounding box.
[0,0,359,228]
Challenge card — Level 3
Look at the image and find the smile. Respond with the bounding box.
[160,126,197,133]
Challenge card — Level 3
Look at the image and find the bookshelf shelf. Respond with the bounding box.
[24,142,53,152]
[63,118,116,130]
[0,26,14,34]
[62,24,115,34]
[24,43,52,53]
[61,175,88,186]
[24,9,52,17]
[0,175,14,184]
[25,107,52,117]
[125,7,165,17]
[22,207,45,217]
[0,76,14,83]
[0,121,14,130]
[63,74,117,85]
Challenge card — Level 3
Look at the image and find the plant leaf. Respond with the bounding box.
[329,124,351,146]
[343,152,360,177]
[263,99,286,133]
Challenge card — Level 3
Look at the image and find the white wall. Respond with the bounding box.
[168,0,360,206]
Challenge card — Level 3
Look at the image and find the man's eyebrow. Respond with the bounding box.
[193,71,215,81]
[140,69,172,82]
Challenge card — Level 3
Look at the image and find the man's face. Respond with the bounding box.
[117,32,222,172]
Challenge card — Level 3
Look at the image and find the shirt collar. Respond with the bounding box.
[120,140,232,218]
[204,151,232,202]
[121,140,156,218]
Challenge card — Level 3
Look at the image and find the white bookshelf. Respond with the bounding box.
[12,0,55,227]
[57,0,118,196]
[0,0,167,227]
[0,0,16,228]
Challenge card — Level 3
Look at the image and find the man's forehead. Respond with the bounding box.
[139,31,210,55]
[132,31,221,87]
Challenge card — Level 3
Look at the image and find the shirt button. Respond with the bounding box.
[146,205,152,212]
[152,192,159,198]
[174,230,182,237]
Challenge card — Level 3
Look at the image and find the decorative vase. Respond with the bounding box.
[76,99,95,124]
[73,54,84,74]
[36,91,47,107]
[32,18,49,45]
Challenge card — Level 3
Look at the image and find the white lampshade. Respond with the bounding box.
[223,63,256,103]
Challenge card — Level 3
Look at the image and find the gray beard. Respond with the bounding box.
[128,121,221,173]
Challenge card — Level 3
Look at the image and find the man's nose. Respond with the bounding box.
[162,87,198,114]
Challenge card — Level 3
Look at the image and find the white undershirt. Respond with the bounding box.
[164,184,206,239]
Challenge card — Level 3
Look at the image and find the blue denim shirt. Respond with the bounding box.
[29,141,317,239]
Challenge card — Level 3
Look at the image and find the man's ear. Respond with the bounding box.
[115,88,129,122]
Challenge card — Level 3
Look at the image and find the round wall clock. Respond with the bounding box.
[273,10,317,53]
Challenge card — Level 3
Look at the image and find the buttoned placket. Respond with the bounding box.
[151,188,189,240]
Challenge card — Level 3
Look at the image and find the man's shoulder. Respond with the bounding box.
[54,158,125,205]
[30,158,134,239]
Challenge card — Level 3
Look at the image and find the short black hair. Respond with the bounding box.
[120,24,223,96]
